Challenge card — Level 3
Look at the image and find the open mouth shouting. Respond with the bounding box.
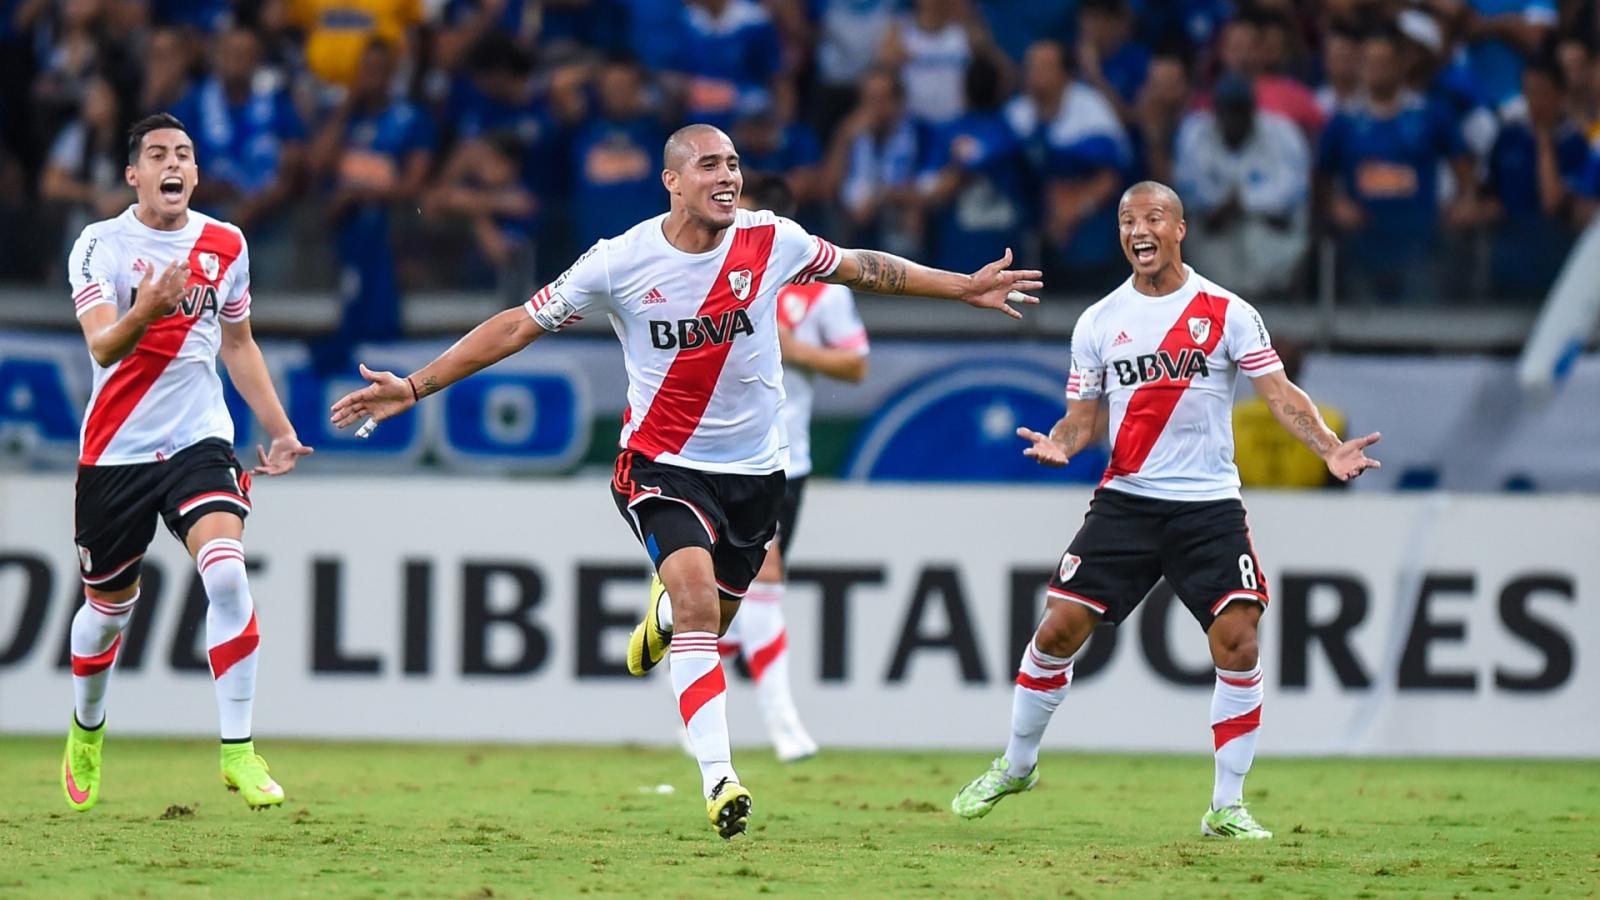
[1131,240,1158,265]
[159,174,185,201]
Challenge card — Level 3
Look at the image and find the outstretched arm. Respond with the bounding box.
[1250,369,1380,482]
[1016,396,1103,467]
[329,307,546,430]
[220,318,313,475]
[822,247,1042,319]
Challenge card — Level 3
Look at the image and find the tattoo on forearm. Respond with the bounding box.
[1281,401,1334,453]
[419,375,441,398]
[847,251,909,294]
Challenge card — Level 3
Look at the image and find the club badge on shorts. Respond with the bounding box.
[1059,552,1081,582]
[77,544,93,572]
[728,269,753,301]
[198,252,221,282]
[1188,316,1210,344]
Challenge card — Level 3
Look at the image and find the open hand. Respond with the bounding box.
[132,259,189,322]
[961,248,1042,320]
[1326,431,1381,481]
[329,363,417,430]
[254,434,314,475]
[1017,426,1070,467]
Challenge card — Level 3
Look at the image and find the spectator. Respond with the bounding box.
[169,27,306,233]
[1129,0,1230,55]
[290,0,421,89]
[32,0,116,142]
[1212,9,1326,136]
[977,0,1075,65]
[41,71,129,257]
[309,39,436,371]
[1130,49,1190,184]
[1233,339,1348,489]
[883,0,1008,126]
[1482,57,1592,297]
[1317,29,1480,303]
[149,0,230,32]
[731,104,824,208]
[1004,39,1130,292]
[825,66,925,258]
[1556,33,1595,127]
[919,55,1024,273]
[1174,72,1311,297]
[1316,23,1364,117]
[138,28,196,117]
[1452,0,1558,113]
[668,0,783,129]
[1397,9,1498,162]
[1076,0,1150,121]
[567,58,665,248]
[423,130,538,298]
[812,0,897,135]
[617,0,685,71]
[445,33,558,198]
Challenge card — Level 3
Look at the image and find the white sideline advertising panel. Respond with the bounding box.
[0,477,1593,756]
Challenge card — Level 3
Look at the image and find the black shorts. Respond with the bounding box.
[775,475,807,561]
[1047,488,1268,630]
[610,450,786,601]
[75,438,252,592]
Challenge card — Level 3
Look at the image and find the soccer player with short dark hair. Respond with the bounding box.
[61,113,312,812]
[951,181,1380,839]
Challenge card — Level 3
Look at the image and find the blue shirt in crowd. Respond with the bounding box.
[921,112,1025,274]
[171,78,306,197]
[670,0,782,128]
[569,116,666,247]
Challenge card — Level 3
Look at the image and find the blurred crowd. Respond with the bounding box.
[4,0,1600,354]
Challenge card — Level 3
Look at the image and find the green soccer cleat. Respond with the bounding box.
[221,743,285,809]
[951,757,1038,819]
[61,717,105,812]
[1201,802,1273,839]
[707,777,753,840]
[627,575,672,676]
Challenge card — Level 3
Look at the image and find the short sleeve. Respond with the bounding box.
[775,215,840,285]
[1066,309,1105,401]
[220,237,252,323]
[525,241,611,331]
[67,227,116,318]
[1225,297,1283,378]
[817,285,869,353]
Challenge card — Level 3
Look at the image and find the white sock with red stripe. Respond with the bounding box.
[1003,641,1074,778]
[198,539,258,741]
[1211,664,1264,810]
[670,631,737,797]
[71,591,137,728]
[738,581,800,725]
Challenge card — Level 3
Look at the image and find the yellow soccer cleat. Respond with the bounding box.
[627,575,672,676]
[61,717,105,812]
[221,742,285,809]
[706,777,753,839]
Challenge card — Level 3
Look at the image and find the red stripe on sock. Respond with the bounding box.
[208,612,259,679]
[1212,704,1262,751]
[677,664,727,725]
[1016,671,1068,692]
[71,635,122,676]
[1217,669,1263,687]
[748,631,788,682]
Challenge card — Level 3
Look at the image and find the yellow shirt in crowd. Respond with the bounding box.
[1232,397,1348,489]
[291,0,422,86]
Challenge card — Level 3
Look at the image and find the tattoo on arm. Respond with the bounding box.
[845,250,909,294]
[419,375,441,398]
[1281,400,1334,454]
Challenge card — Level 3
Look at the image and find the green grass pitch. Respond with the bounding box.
[2,737,1596,898]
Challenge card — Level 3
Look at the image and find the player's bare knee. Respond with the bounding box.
[1035,599,1098,658]
[1209,604,1263,669]
[84,582,139,607]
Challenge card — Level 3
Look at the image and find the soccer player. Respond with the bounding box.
[713,175,870,762]
[61,113,313,812]
[329,124,1038,838]
[951,181,1380,839]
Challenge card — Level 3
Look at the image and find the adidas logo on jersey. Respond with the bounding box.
[642,287,668,305]
[1112,349,1211,387]
[1113,330,1132,346]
